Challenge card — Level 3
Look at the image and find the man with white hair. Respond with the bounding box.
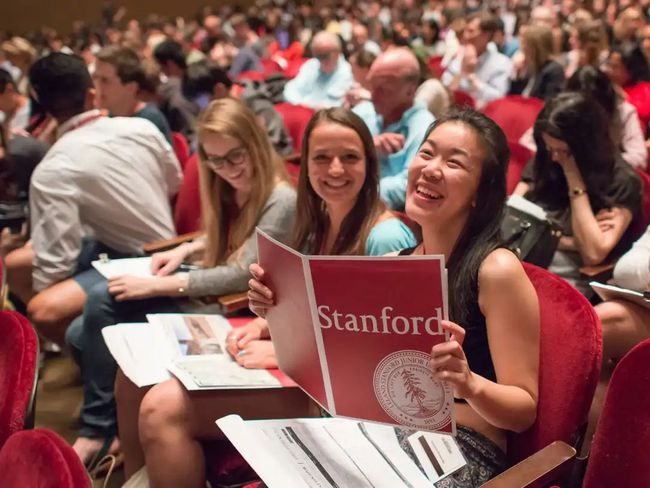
[354,47,434,210]
[283,31,353,109]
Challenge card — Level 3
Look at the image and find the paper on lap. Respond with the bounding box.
[92,256,156,278]
[216,415,467,488]
[590,282,650,310]
[102,314,287,390]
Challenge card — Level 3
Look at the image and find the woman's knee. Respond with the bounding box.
[139,380,190,445]
[597,301,633,359]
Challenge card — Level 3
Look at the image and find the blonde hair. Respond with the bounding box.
[523,24,554,75]
[197,98,287,267]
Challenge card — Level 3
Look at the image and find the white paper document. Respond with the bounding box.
[92,257,156,279]
[216,415,467,488]
[590,282,650,310]
[507,195,548,221]
[102,314,282,390]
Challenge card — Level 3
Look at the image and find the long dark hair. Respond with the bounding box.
[566,65,622,143]
[420,109,510,325]
[611,42,650,86]
[293,108,385,255]
[530,92,615,212]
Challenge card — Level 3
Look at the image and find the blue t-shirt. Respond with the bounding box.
[365,218,417,256]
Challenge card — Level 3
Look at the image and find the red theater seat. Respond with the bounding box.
[171,131,190,171]
[507,142,534,195]
[482,95,545,143]
[0,428,90,487]
[582,339,650,488]
[174,153,202,235]
[0,311,38,448]
[274,103,314,151]
[483,263,601,487]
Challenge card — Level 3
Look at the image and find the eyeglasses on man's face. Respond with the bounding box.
[203,147,248,170]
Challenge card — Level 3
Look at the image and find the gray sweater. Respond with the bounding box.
[187,183,296,296]
[613,225,650,291]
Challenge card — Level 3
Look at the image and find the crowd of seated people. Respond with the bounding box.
[1,0,649,486]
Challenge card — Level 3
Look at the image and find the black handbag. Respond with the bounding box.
[501,205,562,268]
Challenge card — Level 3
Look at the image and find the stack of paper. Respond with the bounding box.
[102,314,286,390]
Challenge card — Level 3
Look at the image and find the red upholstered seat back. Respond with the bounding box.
[451,89,476,108]
[0,311,38,448]
[427,55,444,78]
[507,264,602,465]
[0,256,6,310]
[507,142,534,195]
[274,103,315,151]
[583,339,650,487]
[0,428,90,487]
[482,96,545,143]
[174,153,202,235]
[261,58,282,77]
[283,57,308,79]
[171,132,190,171]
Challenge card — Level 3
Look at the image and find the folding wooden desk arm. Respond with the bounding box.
[142,231,204,254]
[480,441,576,488]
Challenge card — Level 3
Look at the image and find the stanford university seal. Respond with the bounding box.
[373,350,452,430]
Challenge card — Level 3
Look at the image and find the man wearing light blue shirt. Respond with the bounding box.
[442,13,512,108]
[353,48,434,210]
[283,31,353,109]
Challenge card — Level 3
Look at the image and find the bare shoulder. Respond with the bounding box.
[478,248,527,288]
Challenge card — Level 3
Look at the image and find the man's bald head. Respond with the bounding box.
[370,47,420,82]
[368,47,421,120]
[352,23,369,47]
[312,31,342,53]
[311,31,342,74]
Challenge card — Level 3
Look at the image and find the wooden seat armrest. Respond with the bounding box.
[480,441,576,488]
[217,291,249,313]
[143,231,203,254]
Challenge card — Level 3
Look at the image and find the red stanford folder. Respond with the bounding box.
[256,230,455,435]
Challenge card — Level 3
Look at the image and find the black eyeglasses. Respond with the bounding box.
[203,147,247,170]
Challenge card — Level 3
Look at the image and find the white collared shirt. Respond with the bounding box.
[30,111,182,291]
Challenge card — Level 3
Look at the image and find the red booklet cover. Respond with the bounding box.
[256,230,455,435]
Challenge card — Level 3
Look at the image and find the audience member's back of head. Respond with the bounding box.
[566,65,618,117]
[153,40,187,71]
[96,45,146,87]
[183,60,232,103]
[29,52,92,121]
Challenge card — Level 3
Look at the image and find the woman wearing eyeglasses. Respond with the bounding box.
[522,93,642,296]
[66,97,297,466]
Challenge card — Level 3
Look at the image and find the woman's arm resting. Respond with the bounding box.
[474,249,540,432]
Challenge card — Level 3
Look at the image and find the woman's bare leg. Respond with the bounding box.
[115,369,152,479]
[139,378,313,488]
